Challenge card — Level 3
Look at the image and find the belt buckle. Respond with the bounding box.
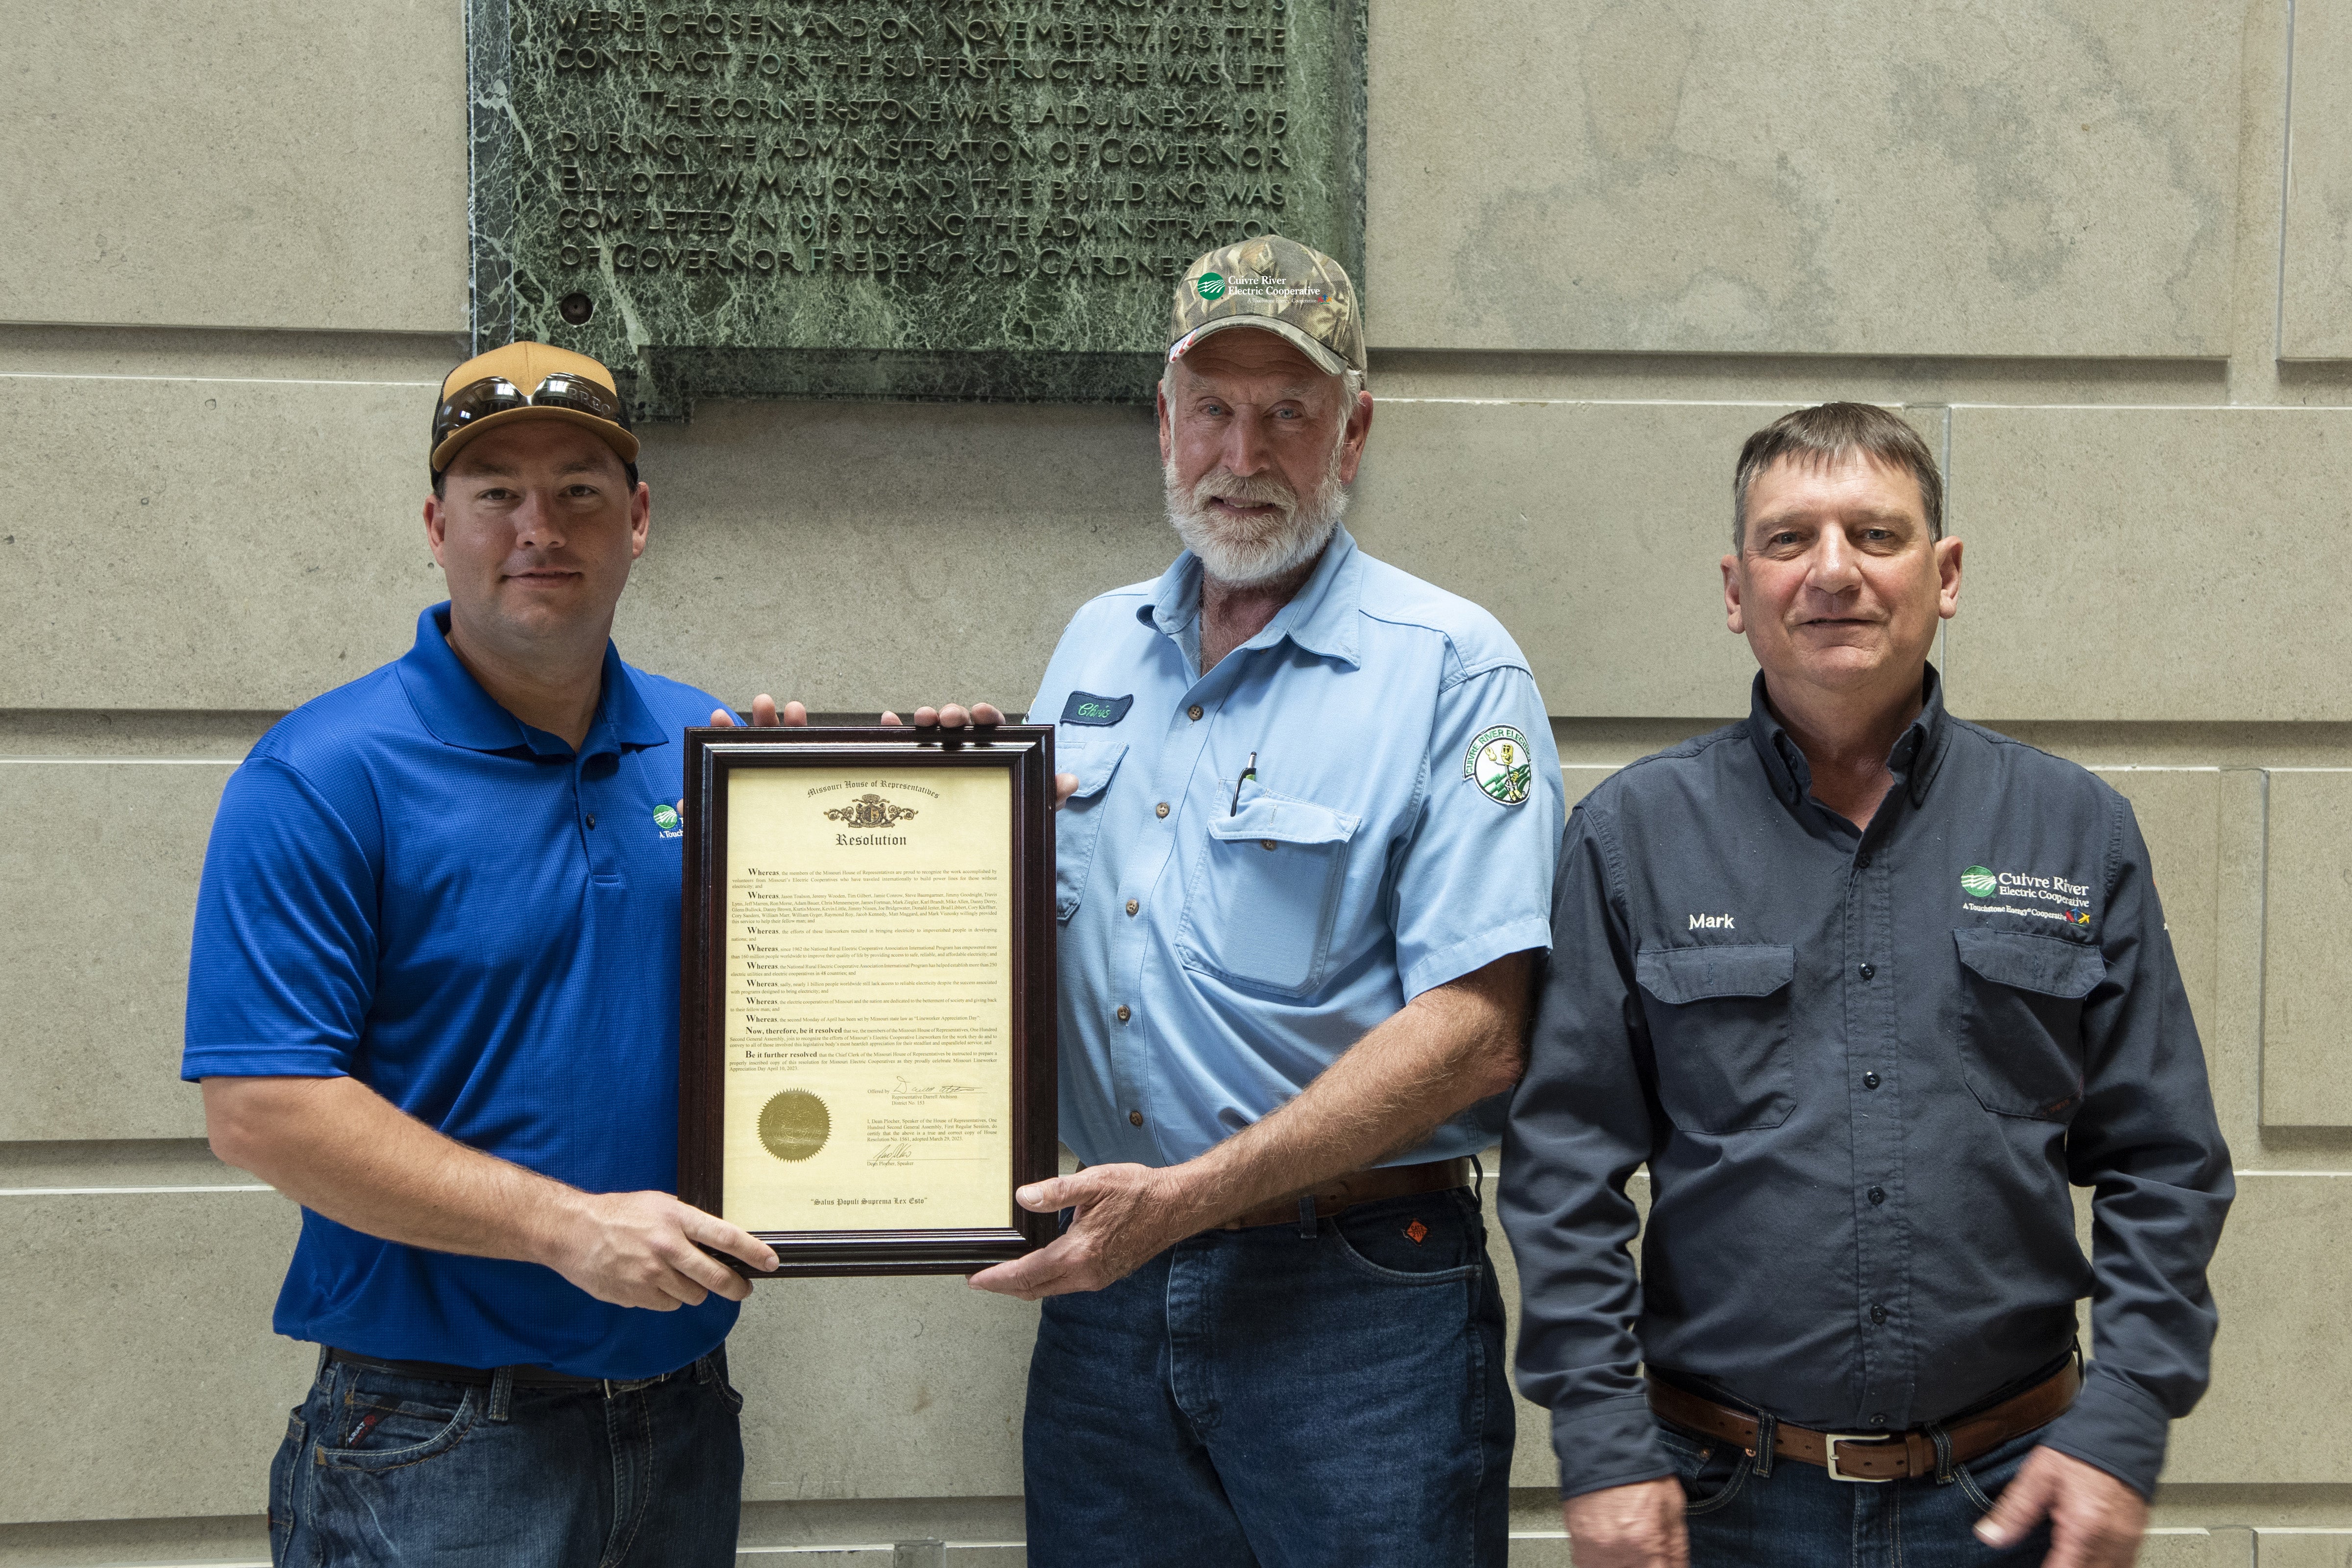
[1823,1432,1896,1483]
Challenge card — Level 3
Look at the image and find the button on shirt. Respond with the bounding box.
[1502,669,2232,1498]
[1031,527,1566,1170]
[181,604,734,1379]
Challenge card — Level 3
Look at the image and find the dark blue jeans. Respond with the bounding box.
[1024,1189,1515,1568]
[1666,1418,2056,1567]
[269,1348,745,1567]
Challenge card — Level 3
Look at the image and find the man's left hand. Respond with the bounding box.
[1973,1446,2148,1568]
[965,1164,1203,1299]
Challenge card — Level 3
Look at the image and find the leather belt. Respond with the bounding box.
[1645,1361,2081,1483]
[325,1348,689,1393]
[1216,1156,1475,1231]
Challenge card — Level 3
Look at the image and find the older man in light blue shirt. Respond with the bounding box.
[967,236,1565,1568]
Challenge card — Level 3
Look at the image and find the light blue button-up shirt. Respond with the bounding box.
[1031,526,1566,1170]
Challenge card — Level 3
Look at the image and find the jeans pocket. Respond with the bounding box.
[1329,1191,1483,1280]
[710,1360,746,1416]
[1955,1427,2047,1515]
[268,1413,305,1565]
[1657,1423,1751,1515]
[315,1381,480,1473]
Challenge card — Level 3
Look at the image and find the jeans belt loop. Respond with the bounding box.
[1296,1194,1318,1238]
[488,1365,514,1423]
[1752,1411,1777,1478]
[1929,1421,1956,1485]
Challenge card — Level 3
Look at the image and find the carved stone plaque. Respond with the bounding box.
[466,0,1366,416]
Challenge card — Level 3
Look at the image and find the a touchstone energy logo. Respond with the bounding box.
[1195,270,1226,300]
[1960,865,1998,898]
[652,802,680,833]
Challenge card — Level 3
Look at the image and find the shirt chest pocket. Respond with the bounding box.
[1634,943,1797,1134]
[1952,929,2104,1121]
[1053,741,1127,922]
[1176,791,1361,998]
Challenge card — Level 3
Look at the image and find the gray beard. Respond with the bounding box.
[1164,440,1350,587]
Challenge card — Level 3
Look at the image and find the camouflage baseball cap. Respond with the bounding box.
[1168,235,1366,376]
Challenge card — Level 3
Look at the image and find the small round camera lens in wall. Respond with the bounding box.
[558,293,594,325]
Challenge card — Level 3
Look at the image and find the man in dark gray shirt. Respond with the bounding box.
[1503,403,2232,1568]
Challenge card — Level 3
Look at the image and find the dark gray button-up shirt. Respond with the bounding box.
[1502,669,2232,1499]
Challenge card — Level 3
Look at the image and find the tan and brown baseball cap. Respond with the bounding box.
[429,341,639,477]
[1168,235,1366,376]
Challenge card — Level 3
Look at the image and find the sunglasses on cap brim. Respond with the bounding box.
[431,372,629,457]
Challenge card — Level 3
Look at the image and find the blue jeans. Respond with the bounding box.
[269,1348,745,1567]
[1666,1418,2056,1567]
[1023,1188,1514,1568]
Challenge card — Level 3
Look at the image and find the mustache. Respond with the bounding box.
[1186,466,1300,521]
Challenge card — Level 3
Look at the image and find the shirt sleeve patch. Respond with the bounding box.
[1463,724,1534,806]
[1060,691,1134,726]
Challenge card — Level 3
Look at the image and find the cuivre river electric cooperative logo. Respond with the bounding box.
[1196,271,1226,300]
[653,801,683,840]
[1961,862,2095,925]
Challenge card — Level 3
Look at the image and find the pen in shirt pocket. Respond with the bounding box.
[1229,752,1258,816]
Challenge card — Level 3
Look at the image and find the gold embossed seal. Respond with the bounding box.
[757,1089,831,1162]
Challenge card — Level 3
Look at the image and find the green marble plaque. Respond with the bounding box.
[466,0,1365,416]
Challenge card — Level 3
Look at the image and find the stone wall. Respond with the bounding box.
[3,1,2348,1561]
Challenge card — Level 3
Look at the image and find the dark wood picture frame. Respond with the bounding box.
[677,725,1057,1277]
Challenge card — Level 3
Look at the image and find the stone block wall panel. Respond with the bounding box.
[0,763,229,1141]
[2258,771,2352,1127]
[1367,0,2244,357]
[2281,3,2352,359]
[0,0,466,333]
[0,1191,305,1524]
[1945,408,2352,722]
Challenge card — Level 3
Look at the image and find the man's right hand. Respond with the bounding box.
[1562,1478,1688,1568]
[544,1190,780,1310]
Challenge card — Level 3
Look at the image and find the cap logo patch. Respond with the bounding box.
[1195,270,1227,300]
[1464,725,1533,806]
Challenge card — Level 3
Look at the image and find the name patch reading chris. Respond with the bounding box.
[1060,691,1134,727]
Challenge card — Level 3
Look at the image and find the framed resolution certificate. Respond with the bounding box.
[676,726,1057,1276]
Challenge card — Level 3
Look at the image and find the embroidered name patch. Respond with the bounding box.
[1463,724,1533,806]
[1060,691,1134,726]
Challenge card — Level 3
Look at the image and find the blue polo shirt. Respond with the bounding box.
[1032,527,1566,1170]
[182,603,734,1378]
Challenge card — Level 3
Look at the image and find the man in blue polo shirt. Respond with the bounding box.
[967,239,1566,1567]
[185,342,831,1567]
